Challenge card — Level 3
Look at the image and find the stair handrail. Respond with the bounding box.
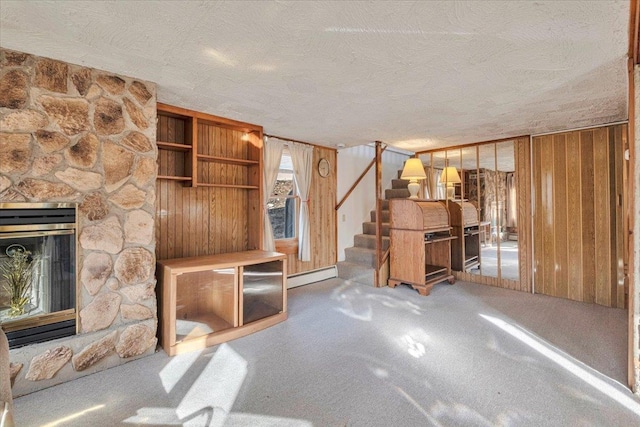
[335,144,388,211]
[374,141,384,286]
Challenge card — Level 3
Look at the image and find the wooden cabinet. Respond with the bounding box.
[157,250,287,356]
[388,199,456,296]
[446,201,481,272]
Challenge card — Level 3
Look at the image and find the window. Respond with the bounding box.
[267,148,297,240]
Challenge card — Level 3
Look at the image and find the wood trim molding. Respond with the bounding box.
[157,102,263,132]
[628,0,639,392]
[631,0,639,64]
[415,134,530,156]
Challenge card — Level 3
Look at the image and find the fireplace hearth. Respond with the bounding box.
[0,203,77,348]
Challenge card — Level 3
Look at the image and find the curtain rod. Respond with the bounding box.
[264,134,337,151]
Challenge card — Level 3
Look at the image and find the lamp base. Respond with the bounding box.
[446,186,455,200]
[407,181,420,199]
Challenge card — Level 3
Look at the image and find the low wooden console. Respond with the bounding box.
[388,199,456,296]
[157,250,287,356]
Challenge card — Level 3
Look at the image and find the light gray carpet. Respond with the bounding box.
[13,279,640,426]
[472,241,519,280]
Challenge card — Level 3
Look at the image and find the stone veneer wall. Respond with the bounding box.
[0,48,158,396]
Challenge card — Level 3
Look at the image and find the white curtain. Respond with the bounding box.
[506,173,517,228]
[424,166,435,199]
[424,167,444,200]
[289,142,314,261]
[263,139,286,251]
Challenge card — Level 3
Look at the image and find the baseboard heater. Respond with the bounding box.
[287,266,337,289]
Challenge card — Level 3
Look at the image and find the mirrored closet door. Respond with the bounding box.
[419,137,530,291]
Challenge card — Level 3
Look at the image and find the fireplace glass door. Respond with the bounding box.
[0,230,76,335]
[0,202,77,348]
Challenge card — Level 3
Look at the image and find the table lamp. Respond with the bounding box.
[439,166,461,199]
[401,158,427,199]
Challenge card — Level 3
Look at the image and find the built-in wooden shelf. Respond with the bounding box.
[157,175,192,181]
[155,103,264,255]
[156,103,262,191]
[196,183,259,190]
[157,141,193,151]
[197,154,259,165]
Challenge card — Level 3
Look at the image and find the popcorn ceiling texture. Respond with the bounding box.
[0,48,158,397]
[0,1,629,149]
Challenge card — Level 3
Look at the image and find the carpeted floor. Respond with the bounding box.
[12,279,639,426]
[471,240,520,280]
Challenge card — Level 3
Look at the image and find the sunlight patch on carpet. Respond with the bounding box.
[481,314,640,417]
[41,404,105,427]
[159,349,204,393]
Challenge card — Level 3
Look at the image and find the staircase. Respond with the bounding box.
[337,172,410,286]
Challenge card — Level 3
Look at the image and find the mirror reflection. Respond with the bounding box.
[420,142,519,284]
[496,141,519,281]
[474,144,498,278]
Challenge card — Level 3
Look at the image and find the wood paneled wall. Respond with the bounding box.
[532,124,626,308]
[284,146,338,275]
[157,115,337,276]
[515,137,533,292]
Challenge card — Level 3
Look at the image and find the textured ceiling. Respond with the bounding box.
[0,1,629,151]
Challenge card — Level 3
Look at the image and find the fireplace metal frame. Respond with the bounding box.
[0,202,79,344]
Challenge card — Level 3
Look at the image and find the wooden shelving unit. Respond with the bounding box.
[446,201,481,272]
[157,141,193,152]
[157,250,287,356]
[156,107,194,183]
[156,103,263,189]
[197,154,259,165]
[388,199,456,296]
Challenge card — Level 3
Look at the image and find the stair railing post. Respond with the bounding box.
[375,141,383,286]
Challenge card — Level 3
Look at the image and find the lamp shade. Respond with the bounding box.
[401,158,427,180]
[439,166,461,184]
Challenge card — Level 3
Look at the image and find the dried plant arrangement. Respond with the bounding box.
[1,248,38,317]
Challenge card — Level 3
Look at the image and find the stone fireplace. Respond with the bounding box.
[0,48,158,396]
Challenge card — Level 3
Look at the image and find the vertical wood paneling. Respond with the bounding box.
[565,131,583,301]
[553,134,568,299]
[580,131,596,303]
[540,135,555,296]
[533,137,544,295]
[515,137,532,292]
[532,124,625,308]
[593,127,611,306]
[285,146,337,275]
[159,180,166,260]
